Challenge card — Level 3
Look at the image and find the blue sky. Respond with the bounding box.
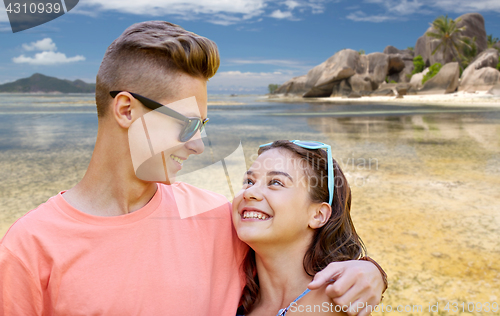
[0,0,499,94]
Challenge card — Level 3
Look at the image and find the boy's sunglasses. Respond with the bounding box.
[259,140,334,205]
[109,91,209,142]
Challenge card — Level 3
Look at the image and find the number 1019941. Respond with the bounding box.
[5,2,62,14]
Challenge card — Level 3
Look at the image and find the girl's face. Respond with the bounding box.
[232,148,329,247]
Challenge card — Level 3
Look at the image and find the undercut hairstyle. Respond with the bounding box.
[237,140,366,315]
[95,21,220,117]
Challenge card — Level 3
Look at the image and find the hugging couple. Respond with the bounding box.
[0,21,387,316]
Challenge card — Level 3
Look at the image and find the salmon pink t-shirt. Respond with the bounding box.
[0,182,247,315]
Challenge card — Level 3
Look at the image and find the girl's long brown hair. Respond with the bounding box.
[237,140,366,315]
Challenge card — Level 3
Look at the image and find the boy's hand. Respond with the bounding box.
[308,260,385,316]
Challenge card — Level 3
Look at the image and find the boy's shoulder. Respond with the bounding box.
[1,193,61,252]
[167,181,230,203]
[163,182,232,219]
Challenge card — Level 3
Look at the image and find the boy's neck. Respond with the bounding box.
[62,124,158,217]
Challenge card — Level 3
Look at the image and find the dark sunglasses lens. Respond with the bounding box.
[179,120,201,142]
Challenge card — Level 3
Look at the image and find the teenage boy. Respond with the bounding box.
[0,21,386,315]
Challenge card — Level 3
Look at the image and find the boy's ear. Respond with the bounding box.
[308,203,332,229]
[112,92,141,128]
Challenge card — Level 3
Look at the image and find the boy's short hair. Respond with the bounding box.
[95,21,220,117]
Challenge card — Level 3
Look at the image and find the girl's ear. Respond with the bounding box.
[308,203,332,229]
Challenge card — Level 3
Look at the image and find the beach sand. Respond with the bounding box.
[268,91,500,108]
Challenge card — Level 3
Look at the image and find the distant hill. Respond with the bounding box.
[0,73,95,93]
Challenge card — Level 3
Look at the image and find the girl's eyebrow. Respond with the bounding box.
[267,171,293,182]
[246,170,293,182]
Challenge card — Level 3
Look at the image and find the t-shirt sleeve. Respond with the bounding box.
[0,244,43,315]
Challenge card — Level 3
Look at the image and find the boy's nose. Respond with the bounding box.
[185,131,205,155]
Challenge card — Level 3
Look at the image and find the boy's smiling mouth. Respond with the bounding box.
[170,154,186,166]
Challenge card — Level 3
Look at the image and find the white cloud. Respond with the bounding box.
[22,38,57,51]
[13,51,86,65]
[284,0,301,10]
[270,9,294,19]
[14,38,85,66]
[352,0,500,23]
[429,0,500,13]
[346,0,500,23]
[346,11,399,22]
[73,0,332,24]
[80,0,267,20]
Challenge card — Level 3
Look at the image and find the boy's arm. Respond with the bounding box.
[0,245,43,315]
[308,258,387,316]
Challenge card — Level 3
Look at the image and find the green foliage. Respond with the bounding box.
[412,55,425,75]
[358,49,365,55]
[460,36,478,72]
[407,46,414,51]
[426,15,468,71]
[497,56,500,71]
[422,63,442,85]
[268,84,280,94]
[487,34,499,48]
[389,80,397,84]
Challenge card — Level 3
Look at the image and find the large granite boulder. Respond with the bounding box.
[372,83,411,96]
[388,54,405,74]
[383,46,415,83]
[488,83,500,96]
[330,79,352,97]
[303,49,361,97]
[346,53,390,94]
[460,48,499,81]
[494,42,500,51]
[383,45,415,58]
[348,74,376,94]
[415,13,487,67]
[387,54,414,83]
[366,52,390,84]
[418,62,460,94]
[457,13,488,52]
[409,68,429,89]
[458,48,499,92]
[274,75,308,95]
[459,67,500,92]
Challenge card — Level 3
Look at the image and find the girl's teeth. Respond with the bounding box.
[242,211,269,220]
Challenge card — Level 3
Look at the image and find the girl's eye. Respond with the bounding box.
[243,178,254,186]
[269,179,283,186]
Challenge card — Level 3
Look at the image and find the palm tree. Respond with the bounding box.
[487,34,499,48]
[461,36,478,70]
[426,15,470,71]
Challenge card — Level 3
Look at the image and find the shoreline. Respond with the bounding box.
[266,91,500,107]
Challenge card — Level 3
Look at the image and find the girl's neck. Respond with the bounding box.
[250,242,313,314]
